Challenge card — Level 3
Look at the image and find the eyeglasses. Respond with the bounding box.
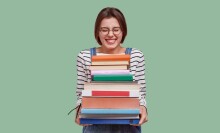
[100,27,122,35]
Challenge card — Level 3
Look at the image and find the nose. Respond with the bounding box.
[108,30,114,36]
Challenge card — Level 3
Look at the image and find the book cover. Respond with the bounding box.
[92,74,133,81]
[89,65,128,70]
[80,118,140,124]
[92,55,130,62]
[79,114,139,119]
[91,70,130,75]
[92,61,129,66]
[82,90,139,97]
[81,109,140,114]
[82,97,139,109]
[90,81,138,83]
[84,82,140,90]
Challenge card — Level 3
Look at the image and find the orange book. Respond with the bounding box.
[92,55,130,62]
[82,97,139,109]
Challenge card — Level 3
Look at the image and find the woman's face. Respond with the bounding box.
[99,17,123,50]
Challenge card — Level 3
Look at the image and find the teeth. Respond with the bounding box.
[106,39,116,44]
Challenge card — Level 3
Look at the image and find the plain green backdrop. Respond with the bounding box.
[0,0,219,132]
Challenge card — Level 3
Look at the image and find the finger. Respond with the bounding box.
[139,114,146,125]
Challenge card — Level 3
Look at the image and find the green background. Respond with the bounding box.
[0,0,219,132]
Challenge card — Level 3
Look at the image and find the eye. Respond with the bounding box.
[102,29,108,32]
[113,28,120,32]
[100,28,109,32]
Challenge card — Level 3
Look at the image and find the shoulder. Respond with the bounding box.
[76,49,92,63]
[130,48,145,59]
[77,49,90,58]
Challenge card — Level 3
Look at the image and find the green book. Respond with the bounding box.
[92,74,133,81]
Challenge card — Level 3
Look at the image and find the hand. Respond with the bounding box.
[74,106,92,126]
[131,106,148,126]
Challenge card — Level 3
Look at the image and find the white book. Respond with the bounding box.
[89,65,128,70]
[84,82,140,90]
[92,61,129,66]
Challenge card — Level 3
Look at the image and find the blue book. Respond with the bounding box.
[81,109,140,114]
[80,118,140,124]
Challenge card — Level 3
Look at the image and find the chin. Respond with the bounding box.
[104,43,119,50]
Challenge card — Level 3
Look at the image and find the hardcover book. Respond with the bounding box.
[81,109,140,114]
[92,55,130,62]
[82,97,139,109]
[82,90,139,97]
[91,70,130,75]
[92,61,129,66]
[92,74,133,81]
[89,65,128,70]
[80,118,139,124]
[79,114,139,119]
[84,82,140,90]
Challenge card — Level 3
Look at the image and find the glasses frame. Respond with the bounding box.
[99,27,122,35]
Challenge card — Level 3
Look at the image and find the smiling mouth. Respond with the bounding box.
[105,39,117,44]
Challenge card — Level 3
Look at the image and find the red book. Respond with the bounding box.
[82,90,139,97]
[92,55,130,62]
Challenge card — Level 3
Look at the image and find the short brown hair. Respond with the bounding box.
[94,7,127,45]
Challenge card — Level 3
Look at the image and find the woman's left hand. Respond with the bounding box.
[131,106,148,126]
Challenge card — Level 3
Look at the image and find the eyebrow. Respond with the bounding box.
[100,26,120,29]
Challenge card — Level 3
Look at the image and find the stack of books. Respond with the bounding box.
[79,55,140,124]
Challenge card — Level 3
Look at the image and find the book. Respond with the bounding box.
[92,61,129,66]
[92,55,130,62]
[91,70,130,75]
[90,81,138,83]
[92,74,133,81]
[84,82,140,90]
[89,65,128,70]
[80,118,139,124]
[82,90,139,97]
[81,109,140,114]
[79,114,139,119]
[82,97,139,109]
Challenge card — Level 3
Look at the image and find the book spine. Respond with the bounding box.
[84,83,140,90]
[92,61,129,66]
[92,55,130,61]
[82,97,139,109]
[81,109,140,114]
[91,70,130,75]
[79,114,139,119]
[93,74,133,81]
[80,118,139,124]
[89,66,128,70]
[82,90,139,97]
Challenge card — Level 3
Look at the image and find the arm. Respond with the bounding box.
[74,52,89,126]
[133,52,148,126]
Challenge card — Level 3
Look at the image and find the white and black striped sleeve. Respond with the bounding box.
[75,51,88,107]
[134,52,147,108]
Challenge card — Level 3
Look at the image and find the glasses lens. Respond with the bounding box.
[100,27,121,35]
[100,28,109,35]
[113,28,121,35]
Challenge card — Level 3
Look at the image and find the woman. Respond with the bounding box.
[74,7,148,133]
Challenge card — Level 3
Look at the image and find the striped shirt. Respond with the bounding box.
[75,48,147,108]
